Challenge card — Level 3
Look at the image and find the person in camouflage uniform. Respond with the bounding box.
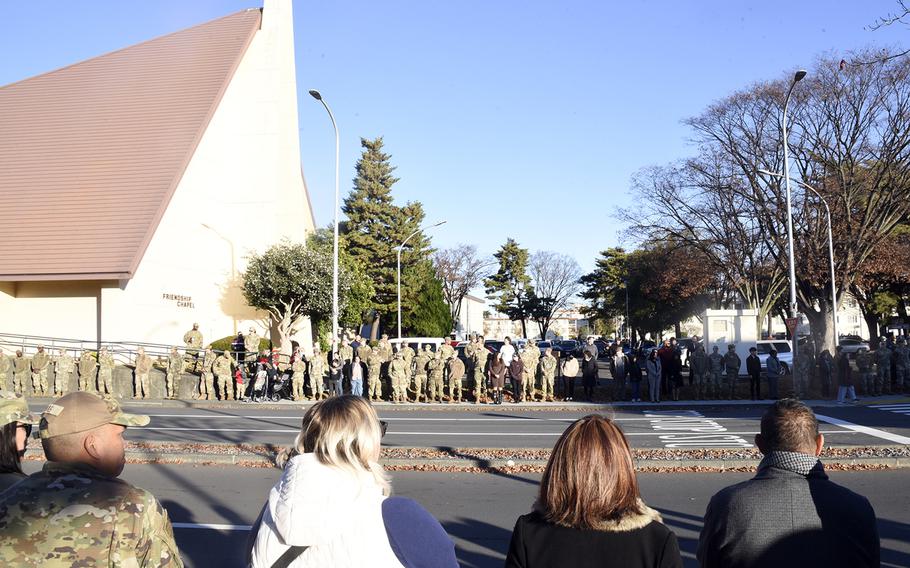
[338,338,354,389]
[389,352,409,403]
[0,349,11,391]
[244,327,261,366]
[309,345,326,400]
[690,345,709,400]
[707,345,724,400]
[182,323,203,372]
[290,348,306,401]
[13,351,29,395]
[447,354,465,403]
[53,348,74,396]
[367,350,384,401]
[439,340,455,362]
[376,334,394,362]
[30,345,50,395]
[472,337,489,403]
[521,343,539,402]
[894,338,909,394]
[722,344,741,399]
[0,393,39,491]
[165,347,183,399]
[539,347,558,402]
[198,348,216,401]
[356,341,372,369]
[875,339,893,395]
[413,345,432,402]
[426,352,445,403]
[463,336,478,387]
[400,343,415,394]
[97,346,115,396]
[792,348,813,399]
[213,351,233,400]
[134,347,152,399]
[0,391,182,567]
[855,347,875,396]
[78,350,97,393]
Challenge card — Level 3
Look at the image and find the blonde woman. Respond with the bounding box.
[250,395,457,568]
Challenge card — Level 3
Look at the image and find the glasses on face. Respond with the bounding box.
[379,420,388,438]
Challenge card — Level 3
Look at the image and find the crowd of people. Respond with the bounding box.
[0,390,880,567]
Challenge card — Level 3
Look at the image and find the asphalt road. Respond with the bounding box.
[44,398,910,449]
[21,462,909,568]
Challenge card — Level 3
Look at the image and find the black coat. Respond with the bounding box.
[746,354,762,376]
[581,357,598,387]
[506,506,682,568]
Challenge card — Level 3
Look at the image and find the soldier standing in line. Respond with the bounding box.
[894,338,909,394]
[182,323,203,373]
[244,327,261,368]
[367,350,384,401]
[97,347,115,396]
[690,345,709,400]
[521,343,539,402]
[134,347,152,399]
[0,349,11,391]
[13,351,29,395]
[377,334,393,361]
[426,352,445,403]
[165,347,183,400]
[539,347,558,402]
[472,337,489,403]
[78,350,97,393]
[818,349,835,398]
[464,337,478,388]
[875,339,893,395]
[400,343,415,395]
[356,340,372,371]
[290,347,306,401]
[199,348,216,401]
[309,344,326,400]
[413,345,432,402]
[30,345,50,396]
[389,352,409,403]
[447,354,465,403]
[855,347,874,396]
[339,338,354,392]
[212,350,233,401]
[53,349,74,396]
[707,345,724,400]
[722,344,741,400]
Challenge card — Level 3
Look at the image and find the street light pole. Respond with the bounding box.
[308,90,340,353]
[397,220,447,340]
[781,70,807,356]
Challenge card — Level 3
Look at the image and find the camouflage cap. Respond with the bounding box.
[40,392,149,439]
[0,393,39,428]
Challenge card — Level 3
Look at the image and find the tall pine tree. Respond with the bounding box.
[342,137,432,338]
[484,239,535,338]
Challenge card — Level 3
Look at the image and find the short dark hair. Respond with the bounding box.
[760,399,819,453]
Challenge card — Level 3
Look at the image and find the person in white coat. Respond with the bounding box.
[250,395,457,568]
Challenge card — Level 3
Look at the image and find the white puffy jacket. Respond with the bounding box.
[251,453,404,568]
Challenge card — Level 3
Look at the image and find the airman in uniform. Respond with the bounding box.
[13,351,29,395]
[0,392,182,567]
[367,350,384,401]
[183,323,203,372]
[521,343,539,401]
[722,344,741,399]
[30,345,50,395]
[446,355,465,403]
[539,347,558,402]
[377,334,393,362]
[389,352,409,403]
[199,348,216,400]
[690,345,709,400]
[97,346,115,396]
[894,338,909,394]
[875,340,892,395]
[439,340,455,362]
[291,348,306,401]
[426,352,445,403]
[165,347,183,399]
[463,337,478,385]
[707,345,724,400]
[472,337,489,403]
[339,338,354,387]
[356,341,372,367]
[309,345,326,400]
[78,350,97,393]
[244,327,261,365]
[53,349,74,396]
[413,345,432,402]
[855,347,875,396]
[0,349,11,391]
[213,350,233,400]
[400,343,415,390]
[134,347,152,399]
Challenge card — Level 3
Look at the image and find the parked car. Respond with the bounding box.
[756,340,792,374]
[537,341,554,357]
[593,339,610,358]
[838,337,869,358]
[556,339,581,357]
[390,337,444,353]
[484,339,505,353]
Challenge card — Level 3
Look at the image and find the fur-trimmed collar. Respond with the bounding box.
[536,499,664,533]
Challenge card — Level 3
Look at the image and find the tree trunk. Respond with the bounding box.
[519,318,528,339]
[370,313,380,341]
[538,321,549,341]
[803,302,835,357]
[273,312,294,364]
[674,321,682,338]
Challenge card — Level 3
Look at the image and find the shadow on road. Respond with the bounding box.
[443,516,514,568]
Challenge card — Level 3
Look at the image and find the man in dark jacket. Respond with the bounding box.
[697,399,879,568]
[746,347,762,400]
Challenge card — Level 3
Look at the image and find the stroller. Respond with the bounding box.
[248,364,270,403]
[269,370,293,402]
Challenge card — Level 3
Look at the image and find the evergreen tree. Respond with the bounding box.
[403,268,454,337]
[342,137,432,338]
[484,239,534,338]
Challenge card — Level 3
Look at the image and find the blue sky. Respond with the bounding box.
[2,1,906,272]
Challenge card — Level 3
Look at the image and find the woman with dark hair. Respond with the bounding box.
[0,394,39,492]
[505,415,682,568]
[488,353,507,405]
[581,352,599,401]
[509,354,525,404]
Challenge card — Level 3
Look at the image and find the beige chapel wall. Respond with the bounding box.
[102,2,315,351]
[0,281,101,348]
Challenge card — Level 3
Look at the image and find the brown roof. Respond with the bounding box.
[0,9,262,281]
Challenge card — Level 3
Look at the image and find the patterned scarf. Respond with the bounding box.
[758,450,820,477]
